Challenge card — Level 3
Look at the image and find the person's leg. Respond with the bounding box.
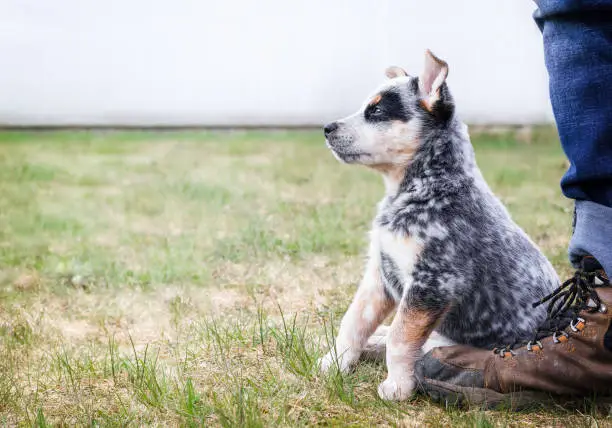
[534,0,612,276]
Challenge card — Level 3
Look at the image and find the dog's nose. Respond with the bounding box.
[323,122,339,137]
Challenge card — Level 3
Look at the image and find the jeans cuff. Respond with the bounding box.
[569,200,612,279]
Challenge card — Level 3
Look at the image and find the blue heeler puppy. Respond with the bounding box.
[319,50,558,401]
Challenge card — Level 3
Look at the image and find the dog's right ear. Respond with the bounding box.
[385,66,408,79]
[419,50,448,107]
[418,50,453,121]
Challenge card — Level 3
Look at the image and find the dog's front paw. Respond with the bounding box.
[377,376,415,401]
[318,348,359,374]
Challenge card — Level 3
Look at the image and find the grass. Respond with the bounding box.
[0,127,609,426]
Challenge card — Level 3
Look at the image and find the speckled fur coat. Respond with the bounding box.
[319,50,558,401]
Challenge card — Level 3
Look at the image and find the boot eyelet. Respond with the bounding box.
[599,304,608,314]
[553,331,569,343]
[554,332,569,343]
[570,317,586,332]
[493,347,514,358]
[527,340,543,352]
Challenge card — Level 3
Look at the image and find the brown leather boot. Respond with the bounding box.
[414,257,612,409]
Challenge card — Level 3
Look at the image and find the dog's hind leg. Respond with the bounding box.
[372,324,390,337]
[422,331,456,353]
[360,328,455,363]
[361,329,388,362]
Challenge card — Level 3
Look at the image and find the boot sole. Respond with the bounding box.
[418,377,552,410]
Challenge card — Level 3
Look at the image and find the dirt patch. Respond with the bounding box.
[13,272,41,292]
[208,255,364,318]
[12,255,361,353]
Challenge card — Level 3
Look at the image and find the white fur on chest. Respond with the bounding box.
[372,225,422,299]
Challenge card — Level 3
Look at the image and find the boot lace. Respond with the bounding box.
[493,268,608,357]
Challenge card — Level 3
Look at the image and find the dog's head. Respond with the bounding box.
[324,50,453,171]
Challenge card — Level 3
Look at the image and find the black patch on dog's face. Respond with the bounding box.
[364,90,411,123]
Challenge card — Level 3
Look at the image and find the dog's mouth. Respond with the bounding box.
[337,152,370,163]
[325,140,369,164]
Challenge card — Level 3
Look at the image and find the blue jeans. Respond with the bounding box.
[534,1,612,277]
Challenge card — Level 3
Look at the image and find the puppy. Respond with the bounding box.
[319,50,558,401]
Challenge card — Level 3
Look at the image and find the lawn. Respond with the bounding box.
[0,128,608,427]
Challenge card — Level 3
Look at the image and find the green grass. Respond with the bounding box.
[0,128,608,426]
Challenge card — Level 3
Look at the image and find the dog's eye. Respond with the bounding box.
[365,104,384,121]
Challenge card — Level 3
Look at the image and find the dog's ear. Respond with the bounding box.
[385,66,408,79]
[418,50,453,120]
[419,50,449,110]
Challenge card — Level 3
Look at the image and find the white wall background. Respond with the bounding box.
[0,0,553,126]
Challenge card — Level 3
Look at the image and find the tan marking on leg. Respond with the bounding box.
[379,305,448,400]
[389,307,441,346]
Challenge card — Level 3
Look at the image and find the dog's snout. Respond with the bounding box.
[323,122,339,137]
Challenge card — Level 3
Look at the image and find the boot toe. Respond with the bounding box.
[415,347,487,391]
